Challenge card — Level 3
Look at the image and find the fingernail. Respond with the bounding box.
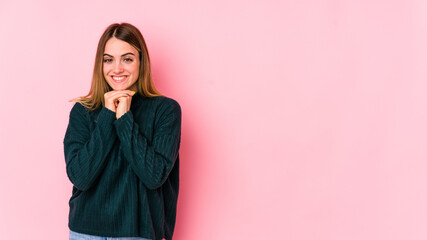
[131,91,136,94]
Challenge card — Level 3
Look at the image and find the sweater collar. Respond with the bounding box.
[133,91,143,101]
[130,90,144,109]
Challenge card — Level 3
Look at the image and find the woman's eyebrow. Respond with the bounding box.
[103,52,136,57]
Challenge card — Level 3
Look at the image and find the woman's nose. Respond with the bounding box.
[113,61,124,73]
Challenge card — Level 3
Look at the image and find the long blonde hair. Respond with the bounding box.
[70,22,161,111]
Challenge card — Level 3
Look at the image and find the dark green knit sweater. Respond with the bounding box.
[63,92,181,240]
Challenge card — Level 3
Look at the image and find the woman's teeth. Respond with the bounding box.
[113,76,126,82]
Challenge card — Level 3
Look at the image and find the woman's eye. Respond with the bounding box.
[124,58,133,62]
[103,58,112,63]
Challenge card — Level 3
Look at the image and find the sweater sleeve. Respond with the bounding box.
[113,98,182,190]
[63,103,117,191]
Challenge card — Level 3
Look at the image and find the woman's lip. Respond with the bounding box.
[112,75,127,83]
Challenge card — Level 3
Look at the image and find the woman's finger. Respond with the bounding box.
[107,90,135,100]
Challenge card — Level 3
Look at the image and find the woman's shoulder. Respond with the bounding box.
[69,101,100,118]
[159,96,180,107]
[143,96,181,119]
[70,101,86,114]
[70,101,90,112]
[145,96,181,110]
[145,95,178,103]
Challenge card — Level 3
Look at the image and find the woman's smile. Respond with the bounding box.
[111,75,128,83]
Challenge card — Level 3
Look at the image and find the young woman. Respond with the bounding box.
[63,23,181,240]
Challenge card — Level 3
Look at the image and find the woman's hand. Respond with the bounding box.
[116,94,133,119]
[104,90,135,118]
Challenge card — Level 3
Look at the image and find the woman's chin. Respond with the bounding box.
[113,86,127,91]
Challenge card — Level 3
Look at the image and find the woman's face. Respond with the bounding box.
[103,37,140,91]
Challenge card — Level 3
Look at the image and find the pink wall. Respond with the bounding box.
[1,0,427,239]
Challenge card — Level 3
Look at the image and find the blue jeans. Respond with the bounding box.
[69,230,152,240]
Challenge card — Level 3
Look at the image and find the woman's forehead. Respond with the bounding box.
[104,37,138,55]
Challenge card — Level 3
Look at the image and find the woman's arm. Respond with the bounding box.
[113,98,182,190]
[63,103,117,191]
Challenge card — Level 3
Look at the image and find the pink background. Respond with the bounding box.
[1,0,427,239]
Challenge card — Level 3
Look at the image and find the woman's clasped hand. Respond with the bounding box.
[104,90,135,119]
